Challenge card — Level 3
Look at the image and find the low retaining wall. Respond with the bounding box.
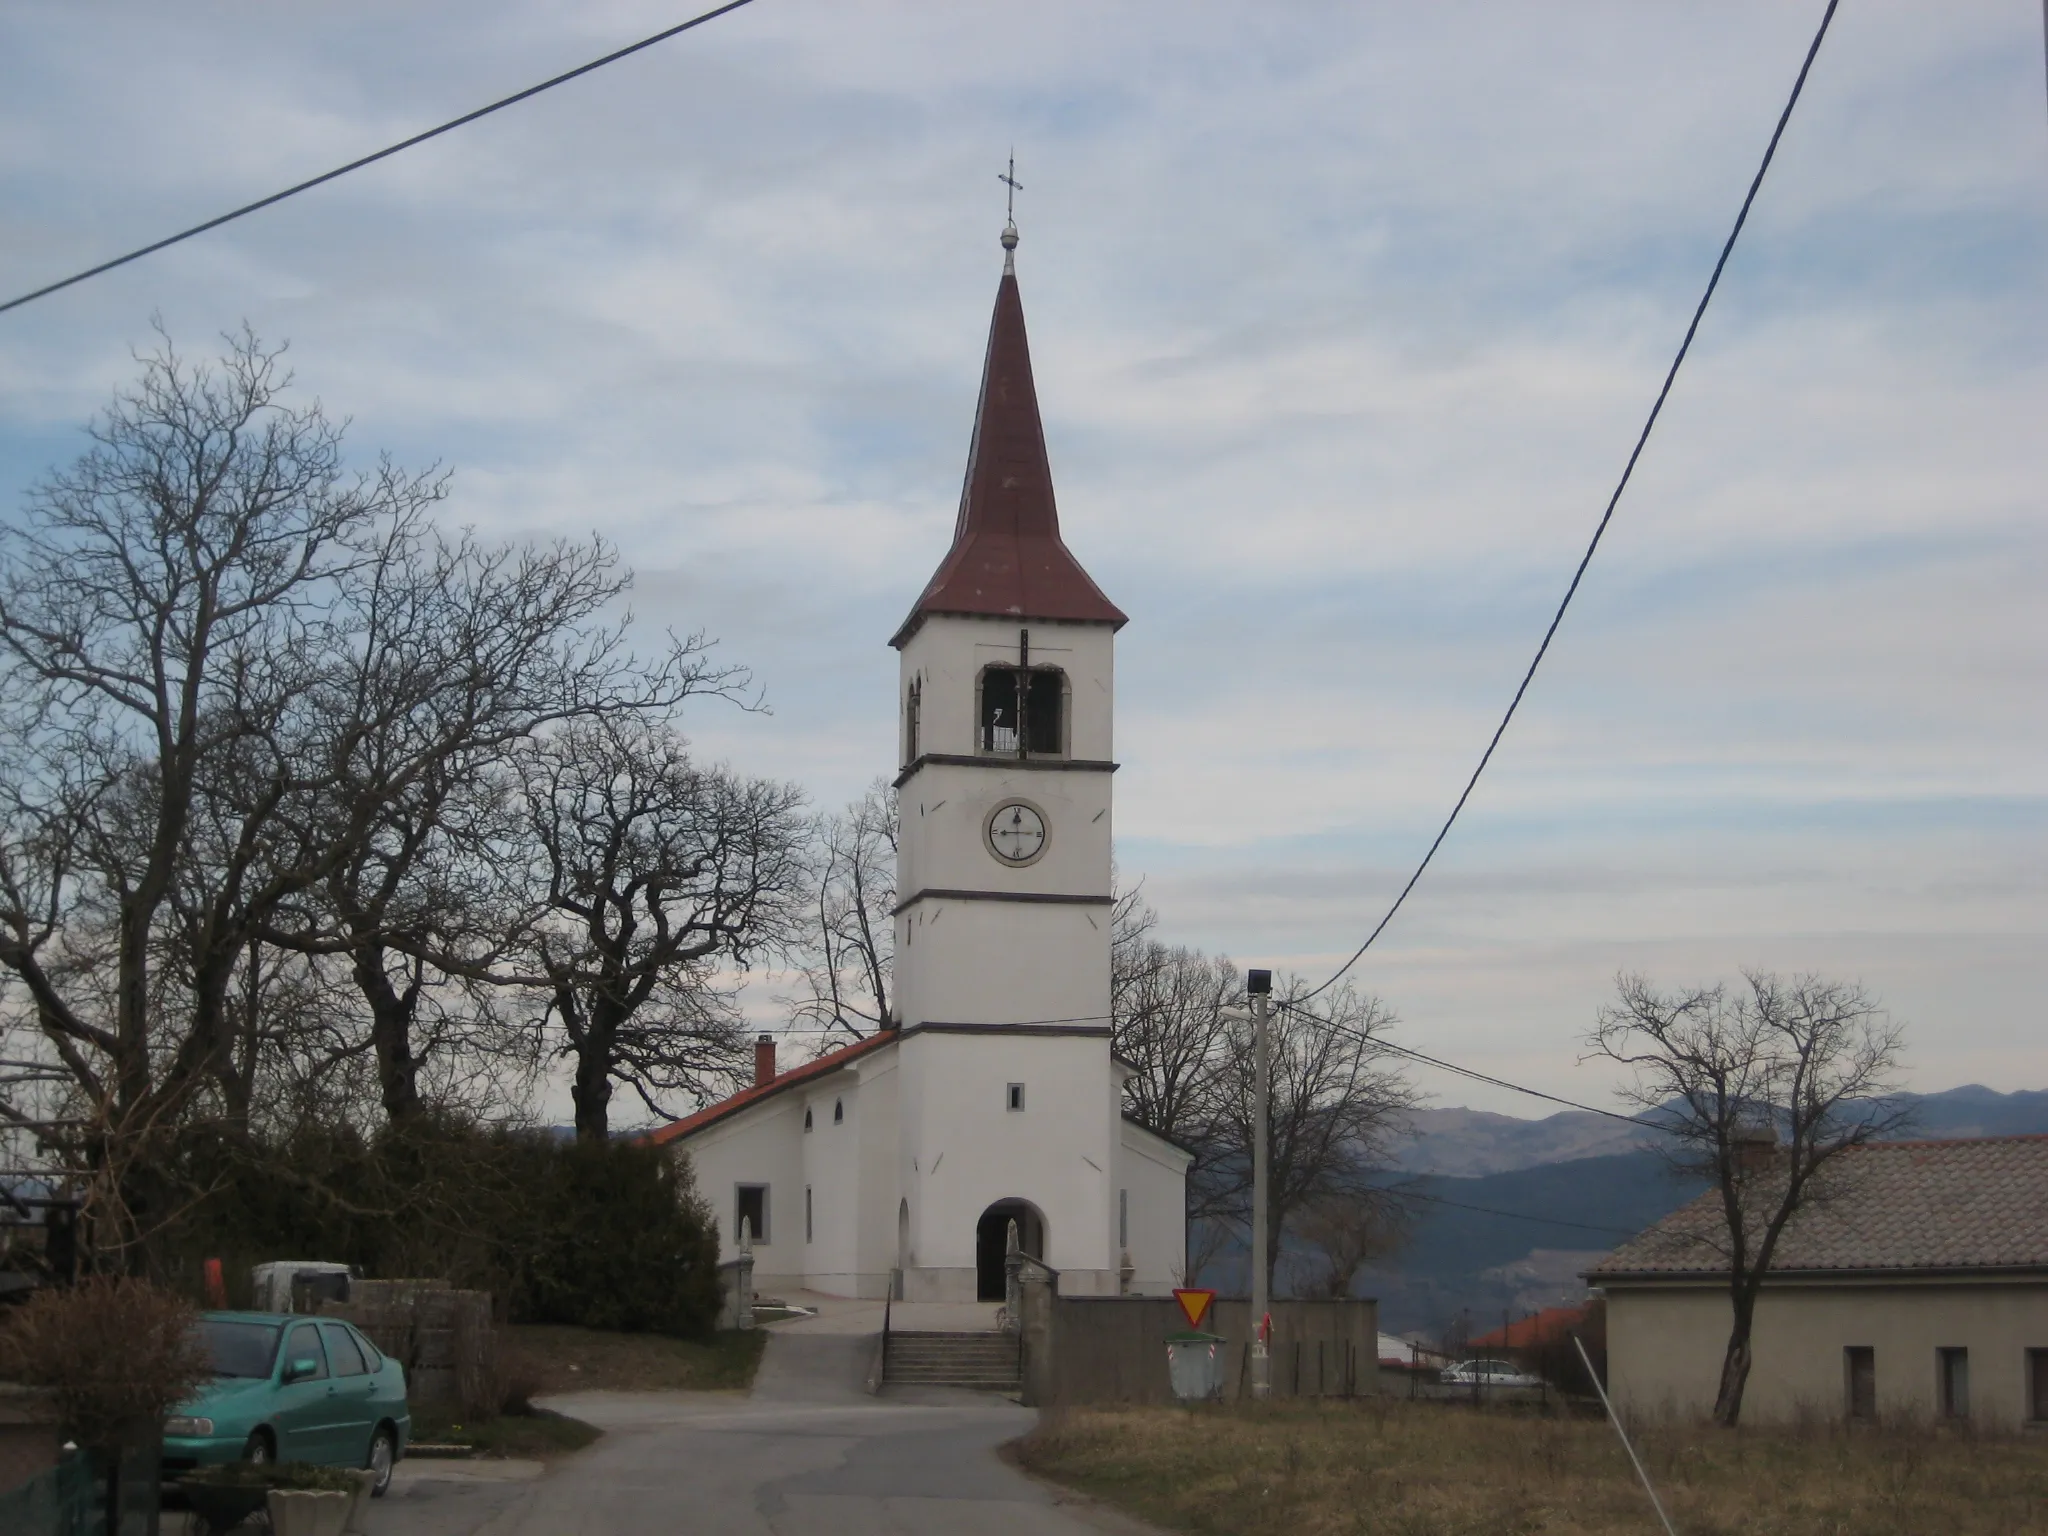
[1017,1275,1378,1406]
[322,1279,494,1411]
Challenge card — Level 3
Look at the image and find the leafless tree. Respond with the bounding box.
[1289,1188,1412,1300]
[281,522,744,1123]
[512,717,807,1140]
[1109,886,1234,1148]
[783,780,895,1049]
[1587,970,1911,1426]
[0,326,443,1244]
[1208,980,1417,1293]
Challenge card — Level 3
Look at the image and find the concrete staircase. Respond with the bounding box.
[883,1329,1021,1391]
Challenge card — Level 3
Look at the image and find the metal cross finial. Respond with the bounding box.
[998,153,1021,268]
[999,153,1022,221]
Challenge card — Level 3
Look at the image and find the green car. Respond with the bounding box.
[163,1311,410,1495]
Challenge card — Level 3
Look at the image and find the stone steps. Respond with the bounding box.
[883,1329,1021,1390]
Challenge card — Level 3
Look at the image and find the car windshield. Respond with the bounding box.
[201,1319,282,1378]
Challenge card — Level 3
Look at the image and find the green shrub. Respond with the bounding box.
[514,1138,722,1336]
[142,1118,723,1338]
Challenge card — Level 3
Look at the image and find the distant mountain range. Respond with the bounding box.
[1368,1085,2048,1337]
[1386,1084,2048,1179]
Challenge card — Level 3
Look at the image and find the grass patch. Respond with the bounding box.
[508,1323,766,1394]
[1014,1399,2048,1536]
[409,1406,600,1460]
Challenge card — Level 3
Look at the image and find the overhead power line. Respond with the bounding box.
[1273,994,1673,1131]
[1389,1187,1643,1239]
[1298,0,1843,1004]
[0,0,760,317]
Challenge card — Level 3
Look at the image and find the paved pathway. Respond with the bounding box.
[365,1330,1158,1536]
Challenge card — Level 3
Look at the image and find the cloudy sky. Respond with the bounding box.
[3,1,2043,1123]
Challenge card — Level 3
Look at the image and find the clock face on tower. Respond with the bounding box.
[985,800,1049,866]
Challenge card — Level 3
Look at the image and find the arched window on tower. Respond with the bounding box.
[904,677,921,764]
[979,664,1065,758]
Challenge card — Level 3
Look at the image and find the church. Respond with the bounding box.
[650,216,1191,1303]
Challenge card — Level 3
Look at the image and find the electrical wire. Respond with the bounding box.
[1388,1187,1643,1238]
[1297,0,1843,1004]
[1275,994,1671,1131]
[0,0,760,317]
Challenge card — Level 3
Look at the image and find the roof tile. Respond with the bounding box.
[1587,1135,2048,1278]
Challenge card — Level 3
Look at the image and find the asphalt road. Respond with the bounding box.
[363,1333,1159,1536]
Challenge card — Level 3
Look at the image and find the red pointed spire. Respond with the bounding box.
[891,257,1125,647]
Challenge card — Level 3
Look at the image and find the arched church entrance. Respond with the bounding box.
[975,1199,1045,1302]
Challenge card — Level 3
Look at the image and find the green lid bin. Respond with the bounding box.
[1166,1331,1227,1402]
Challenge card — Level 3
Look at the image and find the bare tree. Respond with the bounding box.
[783,780,895,1048]
[1110,886,1234,1148]
[1208,980,1417,1293]
[1290,1188,1412,1300]
[1587,970,1910,1426]
[0,327,443,1248]
[285,523,743,1123]
[513,717,807,1140]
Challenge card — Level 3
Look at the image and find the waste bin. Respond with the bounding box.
[1165,1331,1227,1402]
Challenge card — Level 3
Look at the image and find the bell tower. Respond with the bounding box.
[887,211,1130,1300]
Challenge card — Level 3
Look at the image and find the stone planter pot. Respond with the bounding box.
[265,1487,353,1536]
[341,1467,378,1534]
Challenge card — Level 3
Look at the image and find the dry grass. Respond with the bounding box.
[507,1323,765,1394]
[1014,1399,2048,1536]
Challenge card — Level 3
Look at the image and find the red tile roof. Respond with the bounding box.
[890,266,1125,647]
[1471,1305,1591,1350]
[1588,1134,2048,1279]
[643,1030,897,1146]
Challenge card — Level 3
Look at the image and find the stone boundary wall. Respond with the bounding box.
[322,1279,494,1413]
[1018,1281,1379,1406]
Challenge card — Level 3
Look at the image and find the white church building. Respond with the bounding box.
[651,221,1190,1303]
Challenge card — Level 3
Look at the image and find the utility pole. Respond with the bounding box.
[1247,967,1273,1400]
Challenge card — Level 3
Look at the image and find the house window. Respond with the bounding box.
[1938,1347,1970,1420]
[1007,1082,1026,1112]
[736,1184,769,1246]
[2028,1349,2048,1423]
[1118,1188,1129,1250]
[805,1186,813,1244]
[1844,1346,1876,1421]
[834,1098,844,1124]
[803,1107,813,1132]
[979,666,1066,757]
[905,677,921,763]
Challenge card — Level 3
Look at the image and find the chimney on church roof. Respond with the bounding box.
[890,220,1126,648]
[754,1034,776,1087]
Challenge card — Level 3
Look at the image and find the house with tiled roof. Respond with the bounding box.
[648,216,1189,1304]
[1585,1135,2048,1426]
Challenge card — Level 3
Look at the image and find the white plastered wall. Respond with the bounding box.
[675,1094,807,1293]
[1605,1278,2048,1427]
[897,1030,1119,1301]
[1116,1120,1192,1296]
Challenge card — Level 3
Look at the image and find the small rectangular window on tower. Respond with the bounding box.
[1006,1082,1026,1112]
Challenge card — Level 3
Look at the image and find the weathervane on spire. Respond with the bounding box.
[998,153,1022,271]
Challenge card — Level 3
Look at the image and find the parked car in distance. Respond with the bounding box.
[163,1311,410,1496]
[1440,1358,1544,1390]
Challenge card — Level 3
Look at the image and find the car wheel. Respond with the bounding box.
[242,1429,275,1464]
[367,1425,398,1497]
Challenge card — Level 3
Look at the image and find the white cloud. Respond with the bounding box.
[1,0,2042,1121]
